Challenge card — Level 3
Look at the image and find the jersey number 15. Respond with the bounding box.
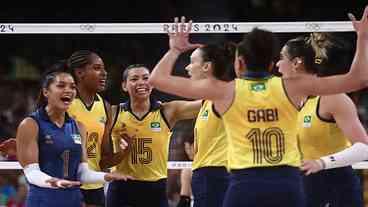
[131,138,153,165]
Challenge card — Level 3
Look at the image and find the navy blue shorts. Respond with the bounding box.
[26,185,82,207]
[303,166,363,207]
[222,166,305,207]
[192,166,229,207]
[106,178,168,207]
[81,187,105,206]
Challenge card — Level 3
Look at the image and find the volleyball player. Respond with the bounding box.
[176,134,195,207]
[16,68,129,207]
[66,50,110,207]
[148,10,368,206]
[101,64,202,207]
[186,43,236,207]
[288,33,367,206]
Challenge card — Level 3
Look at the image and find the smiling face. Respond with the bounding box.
[185,48,208,80]
[122,67,152,100]
[276,45,295,78]
[76,54,107,93]
[43,73,77,111]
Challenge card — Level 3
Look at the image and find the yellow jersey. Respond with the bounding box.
[222,77,301,170]
[111,100,171,181]
[192,100,227,170]
[68,94,107,190]
[297,96,351,160]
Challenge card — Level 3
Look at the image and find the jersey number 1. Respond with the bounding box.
[61,150,70,178]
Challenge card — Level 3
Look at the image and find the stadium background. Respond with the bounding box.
[0,0,367,206]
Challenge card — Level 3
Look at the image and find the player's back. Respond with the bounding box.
[222,76,305,207]
[222,76,301,170]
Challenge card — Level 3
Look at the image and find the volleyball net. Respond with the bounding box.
[0,21,354,34]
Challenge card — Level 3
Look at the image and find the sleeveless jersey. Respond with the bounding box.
[68,94,107,190]
[192,100,227,170]
[222,77,301,170]
[111,100,171,181]
[297,96,351,160]
[30,107,82,186]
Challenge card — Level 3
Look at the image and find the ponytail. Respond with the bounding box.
[305,33,352,76]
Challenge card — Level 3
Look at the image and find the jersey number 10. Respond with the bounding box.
[246,127,285,164]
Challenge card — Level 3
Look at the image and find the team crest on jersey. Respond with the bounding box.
[150,122,161,132]
[200,110,209,120]
[45,134,53,144]
[250,82,266,92]
[71,134,82,144]
[303,115,312,128]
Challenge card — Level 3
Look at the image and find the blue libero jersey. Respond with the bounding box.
[30,107,82,183]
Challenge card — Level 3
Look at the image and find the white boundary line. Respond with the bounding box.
[0,161,366,170]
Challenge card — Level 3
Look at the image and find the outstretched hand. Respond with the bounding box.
[300,160,324,176]
[104,172,134,182]
[46,178,81,188]
[0,138,17,157]
[168,16,203,54]
[348,5,368,38]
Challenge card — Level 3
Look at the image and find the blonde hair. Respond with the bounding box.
[305,33,334,64]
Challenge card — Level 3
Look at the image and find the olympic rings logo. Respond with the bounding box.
[80,24,96,32]
[304,23,321,31]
